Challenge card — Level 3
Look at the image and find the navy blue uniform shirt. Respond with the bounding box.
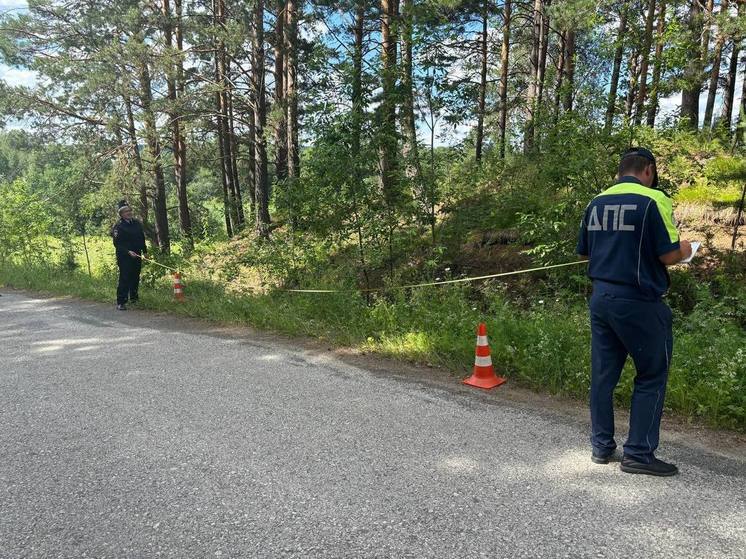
[112,218,147,257]
[577,176,680,301]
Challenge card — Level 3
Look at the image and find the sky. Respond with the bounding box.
[0,0,26,9]
[0,0,35,124]
[0,0,743,139]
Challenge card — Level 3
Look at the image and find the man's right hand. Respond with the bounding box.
[678,240,692,262]
[659,240,693,266]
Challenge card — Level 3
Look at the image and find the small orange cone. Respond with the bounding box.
[172,272,185,302]
[463,323,506,389]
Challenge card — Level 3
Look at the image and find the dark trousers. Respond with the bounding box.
[589,291,673,463]
[116,252,142,305]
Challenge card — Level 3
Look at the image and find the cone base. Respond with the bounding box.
[463,374,507,390]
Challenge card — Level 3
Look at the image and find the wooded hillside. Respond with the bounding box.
[1,1,745,429]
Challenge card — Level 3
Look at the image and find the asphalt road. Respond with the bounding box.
[1,291,744,558]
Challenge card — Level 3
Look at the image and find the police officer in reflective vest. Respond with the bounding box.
[577,148,692,476]
[112,200,147,311]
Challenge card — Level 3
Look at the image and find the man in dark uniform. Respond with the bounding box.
[577,148,692,477]
[112,200,147,311]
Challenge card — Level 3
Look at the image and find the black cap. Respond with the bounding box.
[621,147,658,189]
[117,200,132,215]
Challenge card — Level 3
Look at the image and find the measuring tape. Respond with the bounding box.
[135,253,181,274]
[136,254,588,294]
[282,260,589,293]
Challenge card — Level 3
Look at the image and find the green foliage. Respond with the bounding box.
[0,177,54,263]
[219,229,348,289]
[672,297,746,429]
[704,155,746,182]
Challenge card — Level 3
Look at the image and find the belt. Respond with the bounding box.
[591,280,662,302]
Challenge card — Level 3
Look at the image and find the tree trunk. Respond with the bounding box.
[254,0,271,237]
[401,0,422,182]
[476,0,488,161]
[721,41,740,131]
[553,30,565,121]
[680,0,703,129]
[122,93,152,244]
[721,0,745,131]
[425,75,437,242]
[175,0,191,242]
[350,0,371,291]
[635,0,656,125]
[701,0,715,60]
[285,0,300,179]
[734,47,746,144]
[137,60,170,253]
[163,0,192,249]
[215,112,233,239]
[214,0,237,235]
[523,0,541,152]
[222,54,241,230]
[562,29,575,112]
[245,101,257,216]
[606,7,628,131]
[379,0,399,204]
[274,0,287,181]
[351,1,364,160]
[626,51,640,120]
[498,0,511,159]
[228,86,244,225]
[704,0,729,129]
[646,0,667,126]
[732,182,746,249]
[535,0,550,113]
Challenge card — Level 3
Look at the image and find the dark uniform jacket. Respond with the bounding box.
[112,218,147,257]
[576,176,680,301]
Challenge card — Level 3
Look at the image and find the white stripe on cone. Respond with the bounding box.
[474,355,492,367]
[477,335,488,346]
[174,288,183,293]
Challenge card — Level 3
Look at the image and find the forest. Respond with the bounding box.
[0,0,745,429]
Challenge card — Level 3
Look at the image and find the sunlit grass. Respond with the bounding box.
[675,183,743,205]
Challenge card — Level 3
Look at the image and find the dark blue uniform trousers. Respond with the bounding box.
[589,291,673,463]
[116,252,142,305]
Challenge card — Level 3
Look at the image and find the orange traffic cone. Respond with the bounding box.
[172,272,185,302]
[463,323,506,389]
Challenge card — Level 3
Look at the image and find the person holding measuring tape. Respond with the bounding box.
[111,200,147,311]
[577,148,693,477]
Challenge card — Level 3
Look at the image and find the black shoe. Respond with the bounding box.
[620,456,679,477]
[117,304,127,311]
[591,449,615,465]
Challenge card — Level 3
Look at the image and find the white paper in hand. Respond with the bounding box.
[680,241,700,264]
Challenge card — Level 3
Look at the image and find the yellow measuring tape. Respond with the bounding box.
[136,254,181,274]
[137,254,589,294]
[283,260,590,293]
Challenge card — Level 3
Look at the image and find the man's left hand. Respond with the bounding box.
[128,251,139,258]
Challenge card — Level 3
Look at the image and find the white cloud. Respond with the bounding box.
[4,120,29,130]
[0,0,28,12]
[0,65,38,87]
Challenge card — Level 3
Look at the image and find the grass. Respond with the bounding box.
[2,255,745,432]
[675,183,744,205]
